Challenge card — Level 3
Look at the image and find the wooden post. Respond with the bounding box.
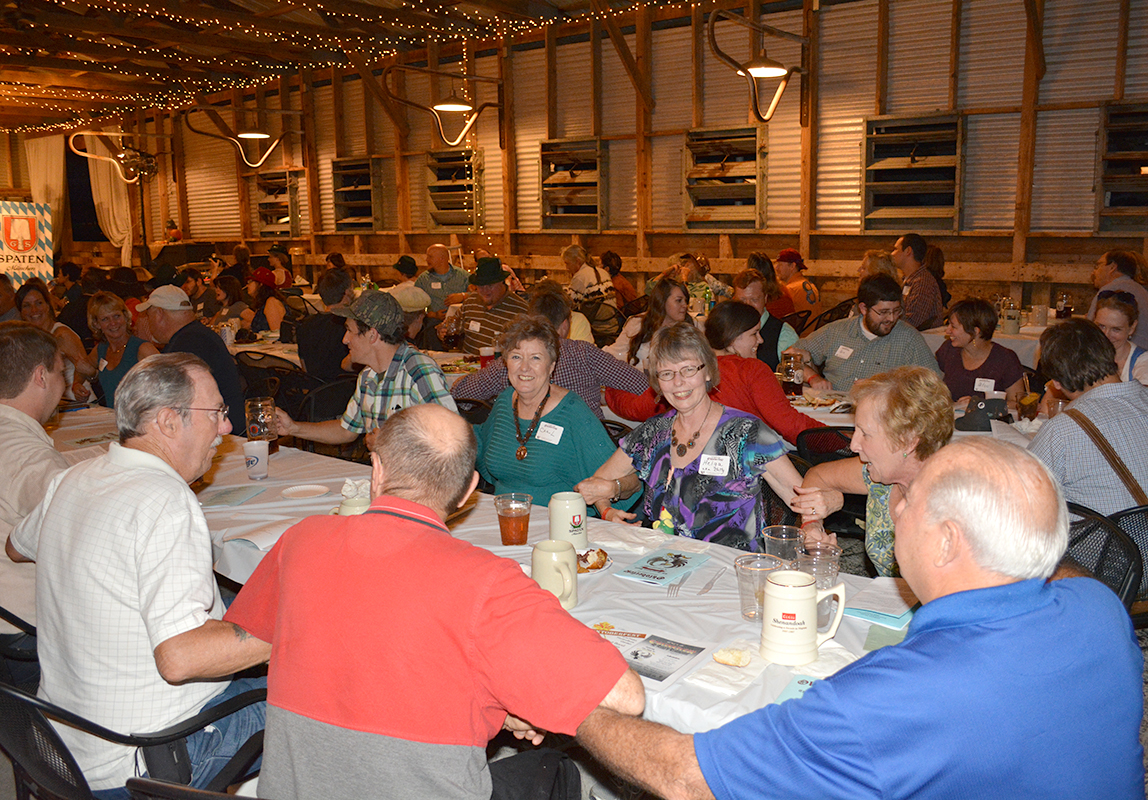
[157,111,172,233]
[799,0,819,257]
[331,66,345,159]
[171,112,190,236]
[500,40,518,256]
[1115,0,1130,100]
[1012,0,1044,268]
[393,62,411,251]
[876,0,889,116]
[591,18,603,137]
[636,4,653,256]
[948,0,961,110]
[546,23,558,140]
[230,90,254,241]
[300,67,323,238]
[691,3,704,128]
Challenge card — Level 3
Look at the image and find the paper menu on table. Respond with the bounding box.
[614,549,711,585]
[199,486,267,507]
[844,577,918,630]
[595,627,706,683]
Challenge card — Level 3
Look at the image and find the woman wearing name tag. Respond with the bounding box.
[475,316,619,510]
[86,291,159,407]
[934,298,1024,406]
[577,323,805,552]
[1094,291,1148,387]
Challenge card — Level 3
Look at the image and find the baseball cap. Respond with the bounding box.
[330,289,403,337]
[387,284,431,313]
[136,285,193,312]
[776,248,806,270]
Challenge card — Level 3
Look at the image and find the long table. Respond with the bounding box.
[921,324,1045,368]
[50,406,892,734]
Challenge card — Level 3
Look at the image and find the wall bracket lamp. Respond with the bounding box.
[381,64,503,148]
[707,9,809,124]
[183,106,302,169]
[68,131,164,184]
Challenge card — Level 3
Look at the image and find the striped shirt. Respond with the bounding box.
[902,268,945,330]
[341,343,457,433]
[567,264,617,310]
[458,291,529,355]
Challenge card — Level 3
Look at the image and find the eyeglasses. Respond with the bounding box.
[174,405,229,423]
[867,306,904,320]
[1098,290,1137,306]
[655,364,704,382]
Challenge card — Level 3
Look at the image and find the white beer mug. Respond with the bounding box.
[548,491,588,549]
[759,570,846,666]
[531,540,578,610]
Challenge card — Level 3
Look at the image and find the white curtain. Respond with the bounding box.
[24,134,66,248]
[87,134,134,267]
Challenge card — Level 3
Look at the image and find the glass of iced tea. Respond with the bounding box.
[493,493,532,546]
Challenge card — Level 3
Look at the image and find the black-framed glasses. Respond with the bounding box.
[655,364,704,382]
[173,405,229,422]
[1097,290,1138,307]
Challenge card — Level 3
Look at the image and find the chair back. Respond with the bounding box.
[453,397,493,426]
[796,426,855,466]
[1108,505,1148,604]
[810,298,855,331]
[1067,510,1143,610]
[0,682,92,800]
[601,420,633,447]
[234,351,322,417]
[759,475,799,529]
[127,778,243,800]
[779,309,811,335]
[620,296,649,318]
[300,376,358,424]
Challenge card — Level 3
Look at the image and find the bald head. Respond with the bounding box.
[426,244,451,274]
[913,438,1067,583]
[369,404,477,515]
[146,306,196,344]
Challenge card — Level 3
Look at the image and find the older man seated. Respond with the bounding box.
[225,404,644,800]
[8,354,271,799]
[576,437,1144,799]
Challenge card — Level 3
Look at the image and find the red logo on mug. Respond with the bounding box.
[572,515,582,526]
[3,216,37,253]
[782,612,796,621]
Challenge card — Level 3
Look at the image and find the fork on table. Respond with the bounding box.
[667,572,692,597]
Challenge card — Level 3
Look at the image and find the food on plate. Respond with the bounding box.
[1017,391,1040,421]
[440,359,480,374]
[713,647,752,667]
[577,548,609,573]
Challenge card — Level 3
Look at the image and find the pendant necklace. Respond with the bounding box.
[671,402,711,457]
[513,384,552,460]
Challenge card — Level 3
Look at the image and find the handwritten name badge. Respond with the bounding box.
[431,281,442,289]
[699,454,730,477]
[536,421,564,445]
[973,377,996,393]
[834,345,854,360]
[98,358,108,371]
[468,320,482,332]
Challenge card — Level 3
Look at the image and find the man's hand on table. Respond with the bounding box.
[806,374,832,391]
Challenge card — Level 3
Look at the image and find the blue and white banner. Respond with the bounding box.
[0,201,53,285]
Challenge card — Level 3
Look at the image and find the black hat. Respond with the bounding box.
[470,256,509,286]
[394,255,418,278]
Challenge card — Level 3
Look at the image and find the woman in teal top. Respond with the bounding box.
[86,291,159,407]
[475,316,619,511]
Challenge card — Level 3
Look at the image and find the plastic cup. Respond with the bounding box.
[493,493,532,546]
[734,554,783,621]
[763,525,804,565]
[242,440,269,480]
[797,542,842,628]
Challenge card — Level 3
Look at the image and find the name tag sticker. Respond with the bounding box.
[834,346,854,360]
[98,358,108,371]
[973,377,996,393]
[699,454,731,477]
[468,320,482,333]
[902,285,911,296]
[536,421,563,445]
[431,282,442,289]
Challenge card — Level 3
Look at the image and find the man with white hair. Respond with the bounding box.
[8,354,270,798]
[576,437,1144,799]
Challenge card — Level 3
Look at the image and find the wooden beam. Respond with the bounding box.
[344,51,410,138]
[392,64,411,243]
[0,55,238,84]
[799,0,819,256]
[590,18,603,137]
[277,77,291,169]
[876,0,889,115]
[226,91,253,240]
[156,111,171,233]
[1022,0,1047,80]
[635,4,653,252]
[500,39,518,255]
[545,23,559,140]
[299,68,323,237]
[590,0,655,112]
[691,3,704,128]
[1012,0,1045,266]
[428,40,442,110]
[172,109,190,235]
[948,0,961,110]
[1115,0,1130,100]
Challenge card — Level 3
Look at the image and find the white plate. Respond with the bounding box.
[578,548,613,573]
[282,484,329,499]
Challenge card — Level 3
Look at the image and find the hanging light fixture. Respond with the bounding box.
[383,64,501,147]
[708,9,809,124]
[183,106,302,169]
[68,131,163,184]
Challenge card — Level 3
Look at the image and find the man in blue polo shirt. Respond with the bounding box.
[576,437,1144,799]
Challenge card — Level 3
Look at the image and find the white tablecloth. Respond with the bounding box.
[922,325,1045,368]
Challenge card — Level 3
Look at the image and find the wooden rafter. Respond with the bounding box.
[343,50,410,138]
[589,0,654,112]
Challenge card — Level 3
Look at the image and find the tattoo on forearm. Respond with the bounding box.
[229,623,252,641]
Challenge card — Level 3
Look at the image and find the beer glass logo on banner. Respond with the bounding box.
[3,215,36,253]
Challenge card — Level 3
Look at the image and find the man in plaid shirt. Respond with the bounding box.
[275,291,456,446]
[892,233,945,330]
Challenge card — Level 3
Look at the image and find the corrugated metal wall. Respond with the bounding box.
[343,78,367,156]
[1040,0,1119,105]
[601,32,637,138]
[815,0,878,231]
[650,134,683,229]
[183,108,243,240]
[313,83,336,232]
[475,53,504,232]
[1123,1,1148,100]
[762,8,802,231]
[405,73,435,153]
[962,112,1020,229]
[886,0,951,114]
[651,25,693,131]
[557,40,594,139]
[702,16,750,128]
[1030,108,1098,231]
[513,47,546,229]
[957,0,1026,109]
[609,139,636,229]
[378,157,398,230]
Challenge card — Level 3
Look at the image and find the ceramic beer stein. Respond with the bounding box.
[531,540,578,610]
[548,491,588,549]
[759,569,846,666]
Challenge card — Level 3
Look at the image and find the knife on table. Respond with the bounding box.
[696,566,727,596]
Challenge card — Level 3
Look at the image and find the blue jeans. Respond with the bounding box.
[92,677,267,800]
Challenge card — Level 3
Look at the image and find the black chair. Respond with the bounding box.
[0,682,266,800]
[796,426,855,466]
[787,451,866,540]
[0,604,38,692]
[601,419,633,447]
[1108,505,1148,624]
[295,375,363,462]
[234,351,323,419]
[620,296,648,318]
[454,397,494,426]
[1066,508,1143,611]
[809,298,855,331]
[127,778,250,800]
[760,474,799,528]
[779,309,811,335]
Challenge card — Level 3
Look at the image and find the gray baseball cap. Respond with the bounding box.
[330,290,403,337]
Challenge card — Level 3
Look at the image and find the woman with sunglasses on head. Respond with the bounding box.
[578,323,804,552]
[1094,291,1148,387]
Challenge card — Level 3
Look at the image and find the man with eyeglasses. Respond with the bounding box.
[785,273,940,392]
[8,354,270,799]
[1086,250,1148,350]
